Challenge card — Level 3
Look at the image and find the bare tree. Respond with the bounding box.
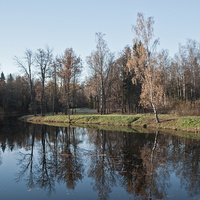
[179,40,200,103]
[71,54,82,114]
[35,46,53,116]
[14,49,36,114]
[157,49,170,106]
[51,58,60,114]
[87,32,111,114]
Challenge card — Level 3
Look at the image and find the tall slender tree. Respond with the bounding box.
[71,54,82,114]
[14,49,36,114]
[87,32,111,114]
[127,13,163,123]
[59,48,81,120]
[35,46,53,116]
[51,59,60,114]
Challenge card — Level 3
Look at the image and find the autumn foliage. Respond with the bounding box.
[0,13,200,117]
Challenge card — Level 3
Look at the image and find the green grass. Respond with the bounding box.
[22,113,200,139]
[22,113,200,138]
[179,117,200,129]
[26,114,141,126]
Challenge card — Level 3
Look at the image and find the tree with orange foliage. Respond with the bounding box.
[127,13,164,123]
[59,48,81,120]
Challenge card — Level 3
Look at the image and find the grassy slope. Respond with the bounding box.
[24,113,200,133]
[25,114,141,126]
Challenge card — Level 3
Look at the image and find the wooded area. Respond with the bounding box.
[1,13,200,120]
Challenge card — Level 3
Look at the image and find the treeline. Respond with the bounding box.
[1,13,200,117]
[0,47,87,115]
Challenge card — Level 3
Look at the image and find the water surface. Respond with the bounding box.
[0,117,199,199]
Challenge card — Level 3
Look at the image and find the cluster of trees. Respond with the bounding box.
[85,13,200,121]
[0,47,87,115]
[1,13,200,119]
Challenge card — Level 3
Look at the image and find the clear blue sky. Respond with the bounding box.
[0,0,200,78]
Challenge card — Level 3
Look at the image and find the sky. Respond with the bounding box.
[0,0,200,79]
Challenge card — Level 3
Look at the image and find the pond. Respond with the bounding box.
[0,117,200,200]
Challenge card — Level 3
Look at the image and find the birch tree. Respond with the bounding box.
[179,40,200,103]
[157,49,170,105]
[127,13,163,123]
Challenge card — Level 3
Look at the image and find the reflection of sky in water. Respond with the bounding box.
[166,172,189,200]
[0,150,31,199]
[0,123,199,200]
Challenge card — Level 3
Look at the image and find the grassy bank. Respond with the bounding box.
[24,114,141,126]
[23,113,200,134]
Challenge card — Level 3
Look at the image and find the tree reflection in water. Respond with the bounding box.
[15,125,36,191]
[0,121,199,199]
[56,127,84,190]
[15,124,84,195]
[88,129,118,200]
[171,136,200,198]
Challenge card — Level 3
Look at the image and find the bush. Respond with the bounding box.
[169,100,200,116]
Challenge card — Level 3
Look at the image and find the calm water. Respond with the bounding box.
[0,117,200,200]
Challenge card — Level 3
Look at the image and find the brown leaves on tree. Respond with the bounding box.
[127,13,164,123]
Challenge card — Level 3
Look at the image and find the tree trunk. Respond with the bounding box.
[149,131,158,199]
[54,67,58,114]
[149,78,159,123]
[151,102,160,123]
[183,75,186,101]
[96,96,99,113]
[193,75,196,104]
[121,70,125,114]
[31,87,36,116]
[67,78,70,122]
[41,79,45,116]
[100,77,106,115]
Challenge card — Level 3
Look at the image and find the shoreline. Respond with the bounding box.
[21,114,200,137]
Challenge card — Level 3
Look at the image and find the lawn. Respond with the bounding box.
[23,112,200,135]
